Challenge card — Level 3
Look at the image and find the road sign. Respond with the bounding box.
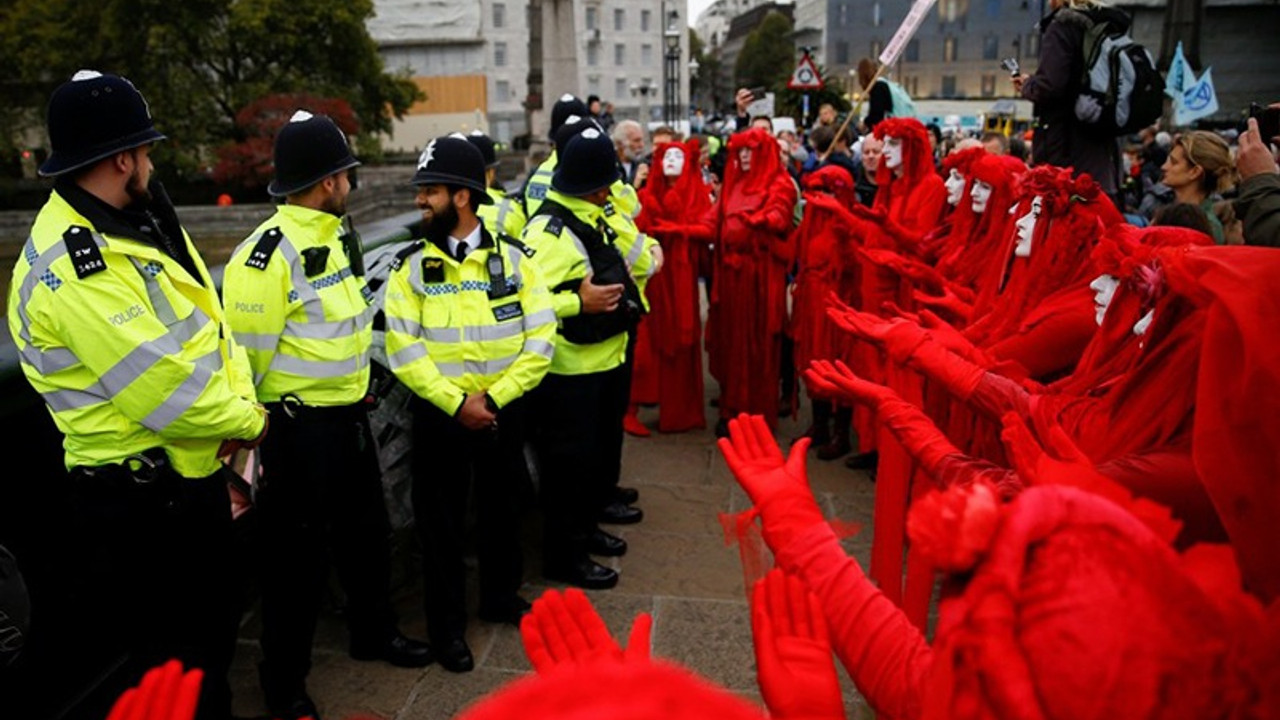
[788,54,824,90]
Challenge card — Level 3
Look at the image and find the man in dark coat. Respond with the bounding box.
[1012,0,1125,197]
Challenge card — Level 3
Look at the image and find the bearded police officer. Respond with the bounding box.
[223,111,431,719]
[520,128,660,589]
[384,135,556,672]
[6,70,267,720]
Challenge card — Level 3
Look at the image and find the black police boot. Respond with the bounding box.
[587,528,627,557]
[543,557,619,590]
[599,501,643,525]
[433,636,475,673]
[615,486,640,505]
[349,632,433,668]
[260,665,321,720]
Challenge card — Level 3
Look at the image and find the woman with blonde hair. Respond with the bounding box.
[1160,131,1236,243]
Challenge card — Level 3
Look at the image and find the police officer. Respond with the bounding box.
[467,130,527,238]
[384,134,556,672]
[6,70,267,720]
[223,111,431,719]
[520,128,660,589]
[521,93,589,215]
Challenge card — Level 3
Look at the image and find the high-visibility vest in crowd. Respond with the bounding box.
[383,226,556,414]
[522,149,640,220]
[223,204,376,406]
[7,190,265,478]
[480,187,528,239]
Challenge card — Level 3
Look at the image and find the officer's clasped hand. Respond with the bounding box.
[578,271,625,314]
[457,392,498,431]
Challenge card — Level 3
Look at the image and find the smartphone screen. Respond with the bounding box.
[1260,107,1280,143]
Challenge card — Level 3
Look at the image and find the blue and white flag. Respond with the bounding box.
[1175,67,1219,126]
[1165,41,1194,100]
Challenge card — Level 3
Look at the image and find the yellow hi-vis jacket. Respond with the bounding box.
[223,205,375,406]
[521,150,641,219]
[478,187,527,240]
[6,190,266,478]
[519,190,657,376]
[383,226,556,415]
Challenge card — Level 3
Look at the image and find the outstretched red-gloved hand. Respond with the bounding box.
[717,414,825,553]
[825,305,895,345]
[912,285,973,322]
[751,569,846,720]
[1000,413,1182,544]
[802,360,896,409]
[521,588,652,673]
[858,248,945,291]
[106,660,204,720]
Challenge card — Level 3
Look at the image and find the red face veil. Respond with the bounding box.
[724,127,787,203]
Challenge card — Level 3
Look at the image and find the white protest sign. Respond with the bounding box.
[878,0,940,69]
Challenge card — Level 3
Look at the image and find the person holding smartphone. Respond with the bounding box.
[1235,109,1280,246]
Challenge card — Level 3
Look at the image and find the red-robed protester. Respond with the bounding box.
[708,128,798,431]
[718,414,1279,720]
[631,139,715,433]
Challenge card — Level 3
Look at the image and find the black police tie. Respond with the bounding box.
[454,243,469,262]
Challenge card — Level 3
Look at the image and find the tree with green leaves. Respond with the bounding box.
[0,0,419,179]
[733,11,794,96]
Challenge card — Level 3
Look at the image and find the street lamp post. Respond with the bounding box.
[662,6,681,126]
[630,80,656,124]
[688,57,700,111]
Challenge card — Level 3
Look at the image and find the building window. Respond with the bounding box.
[587,44,600,66]
[941,75,957,98]
[642,43,653,66]
[981,74,996,97]
[588,75,601,95]
[909,76,919,95]
[493,2,506,28]
[940,0,962,23]
[494,41,507,67]
[1027,32,1040,58]
[496,79,510,100]
[616,77,628,99]
[870,39,883,60]
[986,0,1001,17]
[838,4,848,26]
[615,43,626,66]
[943,36,957,63]
[614,8,625,31]
[873,1,882,26]
[905,39,920,62]
[586,6,598,30]
[983,35,999,60]
[836,40,849,65]
[641,9,651,31]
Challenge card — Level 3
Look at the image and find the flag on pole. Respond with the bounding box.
[879,0,939,69]
[1165,41,1194,100]
[1174,67,1219,126]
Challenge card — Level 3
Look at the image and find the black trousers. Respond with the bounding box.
[410,396,528,642]
[529,365,628,565]
[58,461,239,720]
[255,403,396,696]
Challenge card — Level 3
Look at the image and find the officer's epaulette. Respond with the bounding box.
[244,226,284,271]
[390,239,426,270]
[499,233,536,258]
[543,216,564,238]
[63,225,106,279]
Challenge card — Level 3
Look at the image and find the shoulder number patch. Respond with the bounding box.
[245,227,284,271]
[64,226,106,279]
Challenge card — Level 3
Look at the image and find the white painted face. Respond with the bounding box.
[738,147,752,172]
[1089,274,1120,326]
[970,180,994,214]
[1132,309,1154,336]
[1014,196,1042,258]
[945,169,965,205]
[883,136,904,169]
[662,147,686,177]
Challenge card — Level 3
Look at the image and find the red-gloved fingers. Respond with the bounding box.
[785,572,813,641]
[1039,415,1089,462]
[624,612,653,662]
[124,661,170,720]
[545,590,594,660]
[523,592,578,670]
[749,414,785,467]
[824,290,855,315]
[1000,412,1043,484]
[169,668,202,720]
[562,588,618,657]
[881,320,931,366]
[106,688,137,720]
[783,437,810,488]
[519,610,556,672]
[881,301,921,324]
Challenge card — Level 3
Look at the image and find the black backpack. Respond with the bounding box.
[1073,13,1165,135]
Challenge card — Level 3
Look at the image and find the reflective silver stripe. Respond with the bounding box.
[467,323,524,342]
[193,347,224,372]
[13,233,103,374]
[522,338,555,359]
[234,331,279,350]
[274,235,326,324]
[20,342,80,375]
[408,247,427,294]
[282,306,373,340]
[561,227,593,272]
[624,232,647,268]
[389,343,429,369]
[269,353,364,378]
[141,351,219,432]
[385,315,422,337]
[503,244,525,287]
[130,258,178,325]
[434,354,518,378]
[523,308,558,329]
[98,309,213,396]
[43,386,107,412]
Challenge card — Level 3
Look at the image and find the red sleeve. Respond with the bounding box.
[962,372,1034,424]
[985,303,1096,380]
[760,176,798,234]
[775,522,932,720]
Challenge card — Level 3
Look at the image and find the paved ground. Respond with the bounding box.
[229,386,879,720]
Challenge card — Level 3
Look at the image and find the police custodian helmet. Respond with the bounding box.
[548,94,590,140]
[465,130,499,169]
[40,70,167,178]
[410,134,493,204]
[552,128,620,197]
[268,111,360,197]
